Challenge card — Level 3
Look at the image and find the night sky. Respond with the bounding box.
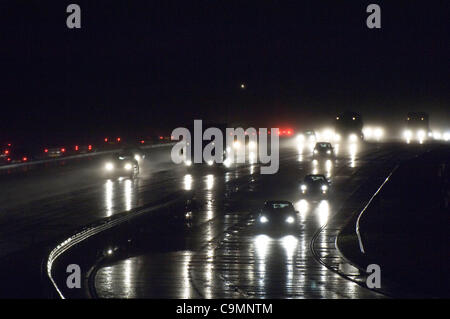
[1,1,448,145]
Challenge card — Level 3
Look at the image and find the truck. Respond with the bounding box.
[334,111,364,142]
[403,112,430,143]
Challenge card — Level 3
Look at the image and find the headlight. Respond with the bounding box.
[248,141,256,149]
[233,141,241,149]
[185,160,192,166]
[321,185,328,191]
[326,150,331,154]
[259,216,268,223]
[403,130,412,139]
[286,216,294,224]
[417,130,426,139]
[334,134,341,142]
[374,128,383,140]
[207,160,213,166]
[105,162,114,171]
[301,184,307,191]
[124,163,132,170]
[134,154,141,161]
[349,134,357,142]
[313,150,318,154]
[297,134,305,142]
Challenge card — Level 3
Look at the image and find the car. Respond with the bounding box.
[297,130,316,143]
[257,200,299,229]
[44,147,67,158]
[5,147,32,164]
[313,142,334,158]
[300,174,330,196]
[119,146,146,162]
[103,154,139,178]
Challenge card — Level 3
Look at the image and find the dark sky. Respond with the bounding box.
[0,0,449,144]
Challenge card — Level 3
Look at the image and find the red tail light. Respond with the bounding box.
[104,138,108,142]
[117,137,121,142]
[61,148,66,153]
[44,149,48,153]
[75,145,79,151]
[159,136,164,140]
[7,158,11,162]
[88,145,92,150]
[4,150,9,155]
[140,140,145,144]
[22,157,28,162]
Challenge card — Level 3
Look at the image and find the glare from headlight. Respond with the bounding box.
[417,130,426,139]
[105,162,114,171]
[301,184,307,191]
[313,150,318,154]
[233,141,241,149]
[185,160,192,166]
[444,132,450,141]
[333,134,341,142]
[286,216,294,224]
[134,154,141,161]
[297,134,305,142]
[326,150,331,154]
[349,134,357,142]
[248,141,257,149]
[321,185,328,191]
[207,160,213,166]
[259,216,268,223]
[124,163,132,170]
[374,128,383,140]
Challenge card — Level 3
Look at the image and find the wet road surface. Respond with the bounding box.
[0,140,437,298]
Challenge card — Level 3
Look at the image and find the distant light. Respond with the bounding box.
[240,83,246,89]
[117,137,121,142]
[352,117,356,120]
[105,162,114,171]
[104,138,108,142]
[124,163,132,170]
[61,148,66,153]
[286,216,294,224]
[88,145,92,150]
[349,134,358,142]
[140,140,145,144]
[159,136,164,140]
[336,117,340,120]
[75,145,79,151]
[4,150,9,155]
[22,157,28,162]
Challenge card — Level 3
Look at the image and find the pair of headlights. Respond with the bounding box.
[259,216,295,224]
[301,184,328,192]
[105,162,133,171]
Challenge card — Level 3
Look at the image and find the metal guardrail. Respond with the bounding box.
[46,191,187,299]
[0,142,175,171]
[355,164,399,254]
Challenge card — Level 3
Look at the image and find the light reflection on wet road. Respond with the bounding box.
[92,141,422,299]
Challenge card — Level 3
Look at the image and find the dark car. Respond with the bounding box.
[257,200,299,228]
[297,130,316,143]
[301,174,330,196]
[313,142,334,158]
[119,146,146,162]
[103,154,139,178]
[5,147,32,164]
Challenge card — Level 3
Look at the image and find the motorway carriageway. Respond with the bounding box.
[0,140,440,298]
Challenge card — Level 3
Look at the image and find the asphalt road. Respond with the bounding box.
[0,139,438,298]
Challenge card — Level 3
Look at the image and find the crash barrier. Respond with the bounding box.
[0,142,175,171]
